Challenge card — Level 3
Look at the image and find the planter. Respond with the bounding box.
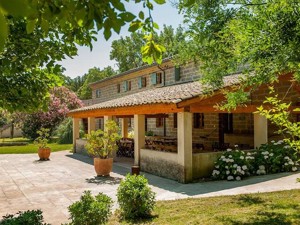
[94,158,113,176]
[38,147,51,160]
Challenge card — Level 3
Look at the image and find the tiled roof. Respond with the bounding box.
[71,74,241,113]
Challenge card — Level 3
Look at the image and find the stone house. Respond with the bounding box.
[68,59,300,183]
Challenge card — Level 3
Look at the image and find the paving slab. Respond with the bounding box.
[0,150,299,225]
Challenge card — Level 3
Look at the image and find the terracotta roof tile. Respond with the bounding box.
[71,74,241,113]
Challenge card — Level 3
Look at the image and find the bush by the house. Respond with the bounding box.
[212,147,252,181]
[0,209,49,225]
[117,174,156,219]
[55,118,73,144]
[212,141,299,181]
[67,190,112,225]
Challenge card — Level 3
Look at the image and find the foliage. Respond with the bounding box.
[212,142,299,181]
[117,174,156,219]
[0,209,49,225]
[110,190,300,224]
[22,86,83,140]
[254,141,298,174]
[145,130,154,136]
[68,190,112,225]
[55,118,73,144]
[78,67,116,99]
[110,25,185,72]
[212,147,252,181]
[0,110,7,127]
[178,0,300,109]
[258,87,300,152]
[34,128,50,149]
[85,120,120,159]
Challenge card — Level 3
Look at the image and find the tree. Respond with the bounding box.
[22,86,83,140]
[177,0,300,109]
[0,0,167,112]
[110,25,186,72]
[78,67,116,99]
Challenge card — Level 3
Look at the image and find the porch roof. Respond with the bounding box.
[69,74,242,117]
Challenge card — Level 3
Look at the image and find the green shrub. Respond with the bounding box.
[68,190,112,225]
[0,209,49,225]
[55,118,73,144]
[117,174,156,219]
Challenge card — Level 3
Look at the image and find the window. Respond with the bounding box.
[117,84,120,93]
[156,117,164,127]
[223,113,233,133]
[128,81,132,91]
[123,80,132,92]
[95,89,101,98]
[193,113,204,128]
[150,72,163,85]
[175,66,180,81]
[138,77,147,88]
[173,113,177,128]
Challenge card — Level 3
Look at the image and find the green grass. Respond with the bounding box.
[109,189,300,225]
[0,137,30,143]
[0,143,72,154]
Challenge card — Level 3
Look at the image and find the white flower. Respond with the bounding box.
[277,140,284,144]
[234,145,238,148]
[241,170,245,175]
[269,153,274,157]
[215,165,220,169]
[247,152,252,156]
[229,159,234,162]
[221,155,225,159]
[284,156,290,160]
[289,161,294,165]
[228,155,233,158]
[227,176,234,181]
[233,164,238,168]
[284,145,290,149]
[292,167,298,172]
[242,165,248,170]
[271,140,275,143]
[227,148,232,152]
[284,163,288,166]
[273,143,278,145]
[212,170,220,176]
[259,165,265,170]
[264,156,269,159]
[226,170,230,175]
[240,156,245,160]
[236,176,241,181]
[225,166,229,169]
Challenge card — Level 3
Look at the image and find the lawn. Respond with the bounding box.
[0,142,72,154]
[109,189,300,225]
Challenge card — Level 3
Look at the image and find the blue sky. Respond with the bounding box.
[59,1,184,78]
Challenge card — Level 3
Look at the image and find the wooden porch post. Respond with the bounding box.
[177,112,193,183]
[134,114,145,166]
[72,118,80,153]
[254,113,268,148]
[104,116,113,128]
[88,117,96,134]
[121,118,129,138]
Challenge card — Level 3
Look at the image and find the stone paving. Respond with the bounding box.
[0,151,299,225]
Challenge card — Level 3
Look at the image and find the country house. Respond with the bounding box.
[68,59,300,183]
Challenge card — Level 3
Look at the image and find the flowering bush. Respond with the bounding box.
[212,147,252,181]
[212,141,299,181]
[254,140,298,174]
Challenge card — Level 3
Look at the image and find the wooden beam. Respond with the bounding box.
[146,114,169,118]
[68,103,184,118]
[190,104,259,113]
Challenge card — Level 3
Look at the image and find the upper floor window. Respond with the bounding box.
[156,117,164,127]
[95,89,101,98]
[193,113,204,129]
[123,80,132,92]
[138,77,147,88]
[151,72,163,85]
[117,84,121,93]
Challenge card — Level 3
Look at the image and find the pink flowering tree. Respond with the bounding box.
[22,87,83,140]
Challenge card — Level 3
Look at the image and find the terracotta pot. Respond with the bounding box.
[38,147,51,160]
[94,158,113,176]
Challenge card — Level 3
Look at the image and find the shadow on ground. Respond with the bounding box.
[66,153,300,197]
[86,176,122,185]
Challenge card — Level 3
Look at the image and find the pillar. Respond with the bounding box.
[254,113,268,148]
[177,112,193,183]
[121,118,129,138]
[87,117,96,134]
[134,114,145,166]
[72,118,80,153]
[104,116,113,129]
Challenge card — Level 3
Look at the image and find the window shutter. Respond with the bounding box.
[175,66,180,81]
[151,73,157,84]
[138,77,142,88]
[123,81,128,92]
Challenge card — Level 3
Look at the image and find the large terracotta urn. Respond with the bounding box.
[38,147,51,160]
[94,158,113,176]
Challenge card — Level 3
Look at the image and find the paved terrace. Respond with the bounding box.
[0,151,299,225]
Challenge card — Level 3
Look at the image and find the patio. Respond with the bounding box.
[0,151,299,225]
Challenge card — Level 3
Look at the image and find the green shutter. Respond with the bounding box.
[123,81,128,92]
[138,77,142,88]
[151,73,157,84]
[175,66,180,81]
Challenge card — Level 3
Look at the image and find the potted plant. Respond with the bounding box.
[34,128,51,160]
[85,120,120,176]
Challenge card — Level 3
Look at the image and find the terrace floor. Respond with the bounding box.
[0,151,299,224]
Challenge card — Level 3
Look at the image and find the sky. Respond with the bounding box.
[58,1,184,78]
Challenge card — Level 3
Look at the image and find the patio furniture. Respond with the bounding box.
[117,138,134,158]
